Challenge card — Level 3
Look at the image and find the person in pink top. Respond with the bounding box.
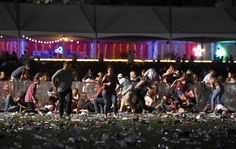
[24,78,40,112]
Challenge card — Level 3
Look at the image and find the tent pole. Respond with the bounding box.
[169,0,172,41]
[94,4,97,60]
[79,4,97,59]
[15,0,21,58]
[152,7,170,36]
[168,0,172,60]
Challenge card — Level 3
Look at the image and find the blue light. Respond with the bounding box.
[55,46,63,54]
[216,47,226,57]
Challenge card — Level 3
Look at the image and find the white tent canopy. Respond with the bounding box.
[0,3,236,40]
[155,7,236,39]
[95,6,169,38]
[0,3,18,36]
[20,4,95,38]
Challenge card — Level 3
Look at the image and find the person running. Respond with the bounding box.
[209,74,224,113]
[102,65,118,118]
[117,73,135,112]
[52,61,73,118]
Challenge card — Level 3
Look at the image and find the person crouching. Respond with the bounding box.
[117,73,136,112]
[24,78,40,113]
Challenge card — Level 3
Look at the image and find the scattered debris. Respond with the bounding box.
[0,112,236,148]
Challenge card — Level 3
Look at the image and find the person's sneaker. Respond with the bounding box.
[113,113,118,118]
[103,114,108,120]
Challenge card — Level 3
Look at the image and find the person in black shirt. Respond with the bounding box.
[102,65,119,118]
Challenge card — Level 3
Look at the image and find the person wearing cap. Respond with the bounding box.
[11,64,30,81]
[117,73,135,112]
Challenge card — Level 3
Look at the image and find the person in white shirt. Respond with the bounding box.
[202,70,215,84]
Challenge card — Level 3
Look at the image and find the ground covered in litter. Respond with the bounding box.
[0,112,236,149]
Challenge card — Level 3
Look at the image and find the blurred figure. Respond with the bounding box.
[192,73,200,83]
[214,104,229,116]
[76,92,94,113]
[144,83,159,108]
[162,65,179,83]
[82,69,95,82]
[95,72,104,88]
[162,65,175,78]
[117,73,136,112]
[20,50,29,65]
[202,69,215,84]
[38,96,56,115]
[11,64,30,81]
[225,72,236,83]
[72,88,80,112]
[72,70,79,81]
[0,71,7,80]
[209,74,224,113]
[140,69,146,78]
[41,73,51,81]
[129,70,140,83]
[92,72,105,114]
[144,68,157,81]
[52,61,73,118]
[102,65,119,118]
[24,78,40,113]
[5,90,27,112]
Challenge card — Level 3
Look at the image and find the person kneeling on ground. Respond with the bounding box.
[5,90,27,112]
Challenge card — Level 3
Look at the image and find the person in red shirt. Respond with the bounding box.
[24,78,40,112]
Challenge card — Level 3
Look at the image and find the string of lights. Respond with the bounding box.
[21,35,80,44]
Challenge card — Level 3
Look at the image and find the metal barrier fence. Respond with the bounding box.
[0,81,236,111]
[0,81,98,109]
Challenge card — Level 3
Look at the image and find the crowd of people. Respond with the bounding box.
[2,59,235,119]
[1,50,236,118]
